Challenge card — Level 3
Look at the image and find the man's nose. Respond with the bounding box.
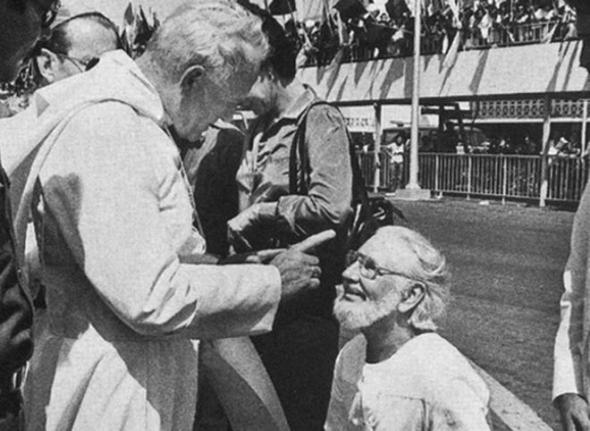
[342,260,360,282]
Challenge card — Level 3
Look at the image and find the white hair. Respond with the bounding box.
[146,0,269,82]
[378,226,451,332]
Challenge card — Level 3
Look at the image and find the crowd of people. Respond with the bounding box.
[294,0,577,66]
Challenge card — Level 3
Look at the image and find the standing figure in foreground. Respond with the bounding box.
[229,5,353,429]
[554,174,590,431]
[553,4,590,430]
[20,2,322,430]
[326,226,490,430]
[0,0,59,428]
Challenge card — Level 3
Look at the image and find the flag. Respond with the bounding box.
[123,2,135,25]
[582,37,590,72]
[269,0,296,15]
[334,0,367,21]
[326,46,345,70]
[541,21,559,43]
[443,31,461,68]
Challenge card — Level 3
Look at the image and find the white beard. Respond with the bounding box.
[333,290,397,332]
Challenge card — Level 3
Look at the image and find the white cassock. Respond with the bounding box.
[6,51,282,431]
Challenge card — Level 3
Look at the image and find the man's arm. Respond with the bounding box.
[274,104,353,238]
[39,104,317,340]
[227,104,353,249]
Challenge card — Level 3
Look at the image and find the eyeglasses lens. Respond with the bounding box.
[345,251,377,280]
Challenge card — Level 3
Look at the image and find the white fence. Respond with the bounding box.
[358,152,589,204]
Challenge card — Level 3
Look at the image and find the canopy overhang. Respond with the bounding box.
[298,41,590,105]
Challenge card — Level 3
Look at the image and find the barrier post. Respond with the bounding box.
[467,155,472,199]
[502,156,508,204]
[539,95,552,207]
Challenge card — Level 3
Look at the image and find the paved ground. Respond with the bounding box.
[392,197,574,431]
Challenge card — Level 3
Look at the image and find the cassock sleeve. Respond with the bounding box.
[38,102,280,339]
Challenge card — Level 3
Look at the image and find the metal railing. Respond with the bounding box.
[304,21,576,67]
[464,20,570,49]
[358,152,589,204]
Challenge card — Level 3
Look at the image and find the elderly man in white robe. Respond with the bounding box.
[325,226,490,430]
[15,2,328,430]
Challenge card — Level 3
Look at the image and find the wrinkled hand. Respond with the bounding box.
[227,203,277,252]
[556,393,590,431]
[270,230,336,302]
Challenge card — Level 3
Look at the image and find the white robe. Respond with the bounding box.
[15,51,281,431]
[325,333,490,431]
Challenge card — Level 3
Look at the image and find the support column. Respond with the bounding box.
[373,103,382,193]
[407,0,421,191]
[395,0,431,201]
[539,95,552,207]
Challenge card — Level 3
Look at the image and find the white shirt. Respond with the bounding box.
[325,333,491,431]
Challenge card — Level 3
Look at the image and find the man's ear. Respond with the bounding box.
[397,283,425,314]
[180,64,205,91]
[35,48,60,84]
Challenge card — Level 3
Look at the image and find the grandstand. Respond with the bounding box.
[294,1,590,206]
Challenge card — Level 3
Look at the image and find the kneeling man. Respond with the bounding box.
[326,226,490,431]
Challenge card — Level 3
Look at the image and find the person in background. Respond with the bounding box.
[18,2,324,429]
[1,11,122,317]
[182,120,244,258]
[229,3,353,429]
[384,132,405,195]
[326,226,491,431]
[33,11,121,87]
[0,0,59,428]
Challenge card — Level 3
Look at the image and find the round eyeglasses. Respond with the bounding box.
[345,250,412,281]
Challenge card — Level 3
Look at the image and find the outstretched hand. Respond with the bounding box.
[270,230,336,302]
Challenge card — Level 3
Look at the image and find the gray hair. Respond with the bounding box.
[379,226,451,332]
[146,0,269,83]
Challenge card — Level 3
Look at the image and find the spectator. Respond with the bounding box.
[230,5,353,430]
[384,133,406,194]
[33,12,121,87]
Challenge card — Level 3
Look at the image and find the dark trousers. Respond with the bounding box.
[389,161,404,192]
[252,315,339,431]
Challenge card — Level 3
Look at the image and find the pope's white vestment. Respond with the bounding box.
[12,51,281,431]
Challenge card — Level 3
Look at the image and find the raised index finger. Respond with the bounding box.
[290,230,336,253]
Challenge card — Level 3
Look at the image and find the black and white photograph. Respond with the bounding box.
[0,0,588,429]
